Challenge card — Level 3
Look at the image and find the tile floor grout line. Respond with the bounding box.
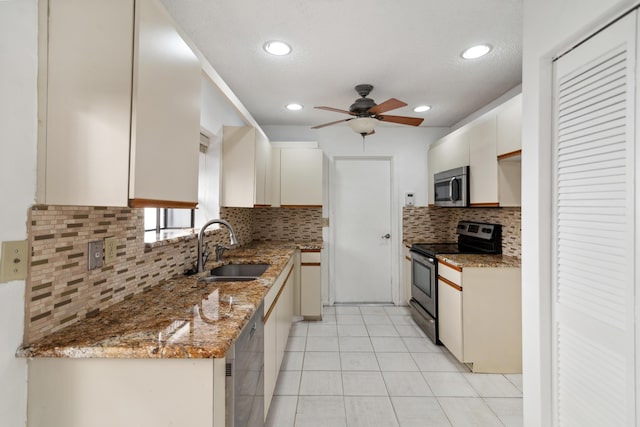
[270,304,522,427]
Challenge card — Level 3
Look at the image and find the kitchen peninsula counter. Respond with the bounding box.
[17,241,321,359]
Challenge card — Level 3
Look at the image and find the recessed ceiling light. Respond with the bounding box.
[461,44,492,59]
[263,40,291,56]
[286,103,303,111]
[413,105,431,113]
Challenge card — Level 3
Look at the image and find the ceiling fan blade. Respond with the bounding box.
[311,118,352,129]
[368,98,407,114]
[314,106,355,115]
[376,115,424,126]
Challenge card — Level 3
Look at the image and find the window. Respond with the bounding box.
[144,208,195,232]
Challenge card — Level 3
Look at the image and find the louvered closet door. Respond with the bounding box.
[552,12,637,426]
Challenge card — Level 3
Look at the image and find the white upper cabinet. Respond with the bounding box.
[429,130,470,174]
[129,0,201,207]
[221,126,271,207]
[496,93,522,157]
[427,129,470,205]
[280,148,323,206]
[40,0,201,208]
[468,115,499,206]
[427,93,521,207]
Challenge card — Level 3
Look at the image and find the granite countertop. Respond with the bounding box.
[17,241,321,360]
[437,253,521,268]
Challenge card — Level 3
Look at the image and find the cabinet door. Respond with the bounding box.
[496,93,522,156]
[263,310,276,421]
[129,0,201,207]
[254,132,272,206]
[221,126,257,207]
[301,254,322,319]
[435,130,470,172]
[268,147,282,207]
[280,148,323,206]
[276,269,294,368]
[438,278,464,362]
[468,116,498,206]
[44,0,134,206]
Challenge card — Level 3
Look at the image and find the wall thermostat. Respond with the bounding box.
[405,193,415,206]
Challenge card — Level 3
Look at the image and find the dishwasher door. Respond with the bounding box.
[226,303,264,427]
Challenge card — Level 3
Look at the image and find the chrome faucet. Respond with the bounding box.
[197,219,239,272]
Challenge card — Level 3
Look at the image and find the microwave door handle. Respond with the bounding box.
[449,177,456,201]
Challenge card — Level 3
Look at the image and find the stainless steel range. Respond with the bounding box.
[408,221,502,344]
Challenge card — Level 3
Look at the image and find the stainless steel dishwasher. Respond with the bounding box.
[226,302,264,427]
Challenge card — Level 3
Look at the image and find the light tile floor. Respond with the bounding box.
[266,305,523,427]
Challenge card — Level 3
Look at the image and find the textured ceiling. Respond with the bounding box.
[160,0,523,129]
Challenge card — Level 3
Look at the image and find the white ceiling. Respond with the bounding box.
[160,0,523,129]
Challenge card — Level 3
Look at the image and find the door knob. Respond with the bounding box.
[381,234,391,239]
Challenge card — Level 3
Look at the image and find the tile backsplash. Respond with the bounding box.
[403,206,521,258]
[252,207,323,242]
[25,205,321,343]
[25,206,249,343]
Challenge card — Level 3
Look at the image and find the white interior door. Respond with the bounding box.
[551,11,636,426]
[332,158,392,303]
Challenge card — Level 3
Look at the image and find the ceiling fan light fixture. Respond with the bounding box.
[461,44,492,59]
[263,40,291,56]
[348,117,376,135]
[286,103,303,111]
[413,105,431,113]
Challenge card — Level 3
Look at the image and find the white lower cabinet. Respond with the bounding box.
[263,256,295,419]
[438,277,464,362]
[300,250,322,320]
[437,260,522,373]
[27,358,227,427]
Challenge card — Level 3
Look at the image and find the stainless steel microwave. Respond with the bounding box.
[433,166,469,207]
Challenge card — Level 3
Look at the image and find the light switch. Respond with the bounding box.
[0,240,28,282]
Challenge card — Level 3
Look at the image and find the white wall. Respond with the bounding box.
[522,1,638,425]
[0,0,38,426]
[196,77,246,227]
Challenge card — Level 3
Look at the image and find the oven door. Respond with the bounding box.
[410,251,437,318]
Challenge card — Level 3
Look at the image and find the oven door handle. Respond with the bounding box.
[411,252,436,266]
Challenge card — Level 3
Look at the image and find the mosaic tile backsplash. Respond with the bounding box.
[403,206,521,258]
[252,207,323,242]
[25,205,321,342]
[25,206,251,343]
[26,203,514,343]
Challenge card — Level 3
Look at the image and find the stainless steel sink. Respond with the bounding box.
[199,276,258,283]
[198,263,270,283]
[210,263,269,277]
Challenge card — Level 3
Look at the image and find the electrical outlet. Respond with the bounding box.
[0,240,28,282]
[104,237,117,264]
[88,240,104,270]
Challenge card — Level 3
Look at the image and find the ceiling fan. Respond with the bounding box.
[311,84,424,137]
